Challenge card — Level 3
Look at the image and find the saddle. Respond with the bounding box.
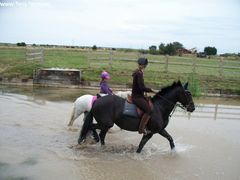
[123,95,153,118]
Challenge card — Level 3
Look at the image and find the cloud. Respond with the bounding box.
[0,0,239,53]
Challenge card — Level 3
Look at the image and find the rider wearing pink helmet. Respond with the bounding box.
[101,71,110,80]
[100,71,113,95]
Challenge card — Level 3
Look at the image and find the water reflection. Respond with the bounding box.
[0,85,98,103]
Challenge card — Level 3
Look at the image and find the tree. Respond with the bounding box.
[165,43,176,56]
[17,42,26,46]
[158,42,184,55]
[92,45,97,51]
[172,42,183,50]
[159,43,165,55]
[204,46,217,55]
[149,45,158,55]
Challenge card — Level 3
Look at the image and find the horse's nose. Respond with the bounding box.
[192,107,195,112]
[188,103,195,112]
[191,104,195,112]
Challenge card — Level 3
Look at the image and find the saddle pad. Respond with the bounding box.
[91,96,98,107]
[91,94,108,107]
[123,101,139,118]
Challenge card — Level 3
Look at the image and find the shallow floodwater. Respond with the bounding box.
[0,85,240,180]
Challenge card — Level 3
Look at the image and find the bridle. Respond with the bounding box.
[155,90,192,118]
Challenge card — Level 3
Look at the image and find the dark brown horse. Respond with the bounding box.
[78,81,195,153]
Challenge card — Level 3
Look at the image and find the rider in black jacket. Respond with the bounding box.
[132,58,154,135]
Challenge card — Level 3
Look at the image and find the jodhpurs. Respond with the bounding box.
[132,97,151,115]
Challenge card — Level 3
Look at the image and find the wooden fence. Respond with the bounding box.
[26,47,44,62]
[87,51,240,78]
[173,104,240,121]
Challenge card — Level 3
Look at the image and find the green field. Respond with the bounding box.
[0,46,240,95]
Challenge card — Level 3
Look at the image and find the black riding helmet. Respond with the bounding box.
[138,58,148,66]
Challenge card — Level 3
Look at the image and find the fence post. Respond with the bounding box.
[192,56,196,73]
[40,48,44,63]
[87,50,91,68]
[214,104,218,120]
[137,52,141,59]
[219,57,223,78]
[165,55,169,73]
[109,51,113,69]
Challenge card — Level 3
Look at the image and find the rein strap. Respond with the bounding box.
[155,94,187,118]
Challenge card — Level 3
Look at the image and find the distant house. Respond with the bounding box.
[177,48,192,56]
[177,48,197,56]
[189,48,197,54]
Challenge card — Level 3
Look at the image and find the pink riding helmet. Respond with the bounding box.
[101,71,110,79]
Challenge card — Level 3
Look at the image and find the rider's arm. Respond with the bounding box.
[137,72,153,93]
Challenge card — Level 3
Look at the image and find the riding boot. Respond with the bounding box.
[138,113,151,135]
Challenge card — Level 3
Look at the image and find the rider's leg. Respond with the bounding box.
[132,97,152,135]
[139,113,151,135]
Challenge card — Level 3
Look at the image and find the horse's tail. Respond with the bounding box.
[68,105,76,126]
[78,110,94,144]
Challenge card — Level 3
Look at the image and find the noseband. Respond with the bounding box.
[184,90,193,109]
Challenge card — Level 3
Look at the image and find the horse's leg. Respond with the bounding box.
[78,111,93,144]
[90,123,100,143]
[81,111,100,143]
[136,133,153,153]
[99,127,110,145]
[68,105,76,126]
[159,129,175,150]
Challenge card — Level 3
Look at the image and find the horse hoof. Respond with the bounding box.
[171,148,176,155]
[136,149,141,153]
[100,141,105,146]
[92,134,100,142]
[78,138,85,144]
[94,137,100,143]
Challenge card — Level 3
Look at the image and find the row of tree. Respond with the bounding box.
[144,42,217,56]
[16,42,218,56]
[142,42,183,55]
[17,42,26,46]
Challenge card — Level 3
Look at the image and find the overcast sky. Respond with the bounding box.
[0,0,240,53]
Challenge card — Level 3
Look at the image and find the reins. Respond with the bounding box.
[155,94,187,118]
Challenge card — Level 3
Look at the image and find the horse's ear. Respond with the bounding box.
[183,82,189,90]
[178,80,182,85]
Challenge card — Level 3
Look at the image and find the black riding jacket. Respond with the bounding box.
[132,69,153,98]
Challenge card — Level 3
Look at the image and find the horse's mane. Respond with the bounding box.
[152,80,182,100]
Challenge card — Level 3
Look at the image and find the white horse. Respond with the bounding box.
[68,91,131,126]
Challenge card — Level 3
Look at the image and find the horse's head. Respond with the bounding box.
[178,82,195,112]
[152,81,195,112]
